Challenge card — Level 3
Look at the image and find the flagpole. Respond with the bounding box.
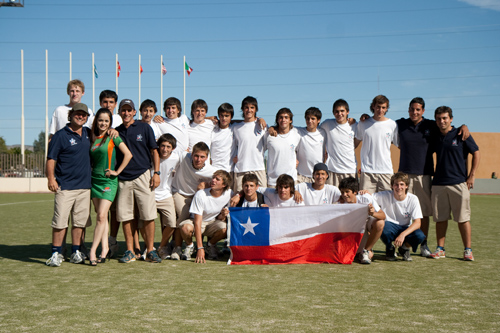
[116,53,119,102]
[21,49,25,165]
[160,55,163,107]
[45,49,49,160]
[69,51,72,81]
[92,52,95,113]
[138,54,141,119]
[183,55,186,115]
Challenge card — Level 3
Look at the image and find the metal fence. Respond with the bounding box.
[0,154,45,177]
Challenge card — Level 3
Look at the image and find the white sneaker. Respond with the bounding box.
[171,246,182,260]
[158,246,172,260]
[141,247,155,261]
[420,244,432,257]
[181,245,194,260]
[46,252,64,267]
[69,250,85,264]
[207,243,219,260]
[359,249,371,264]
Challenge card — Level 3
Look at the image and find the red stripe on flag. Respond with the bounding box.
[230,232,362,265]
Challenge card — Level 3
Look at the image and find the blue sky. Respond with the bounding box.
[1,0,499,146]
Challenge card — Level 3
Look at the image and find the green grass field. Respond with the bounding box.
[0,193,499,332]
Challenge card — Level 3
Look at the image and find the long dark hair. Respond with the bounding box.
[91,108,113,144]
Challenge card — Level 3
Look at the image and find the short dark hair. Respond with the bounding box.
[213,170,232,192]
[139,99,157,113]
[163,97,182,116]
[99,90,118,103]
[241,96,258,112]
[409,97,425,109]
[333,99,350,112]
[242,173,259,187]
[218,103,234,119]
[192,141,210,155]
[339,177,359,193]
[191,99,208,120]
[435,106,453,119]
[157,133,177,150]
[274,108,293,129]
[370,95,390,113]
[276,174,295,191]
[305,107,322,121]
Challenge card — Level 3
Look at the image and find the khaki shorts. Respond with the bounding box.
[116,171,157,222]
[407,174,432,217]
[157,196,176,228]
[52,189,91,229]
[233,170,267,192]
[297,174,313,184]
[173,192,194,226]
[360,172,391,193]
[179,219,227,238]
[326,171,357,187]
[431,183,471,223]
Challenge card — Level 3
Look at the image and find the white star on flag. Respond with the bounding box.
[240,217,259,236]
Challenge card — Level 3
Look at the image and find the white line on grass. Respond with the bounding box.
[0,200,52,206]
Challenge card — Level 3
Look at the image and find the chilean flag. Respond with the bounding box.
[228,204,368,265]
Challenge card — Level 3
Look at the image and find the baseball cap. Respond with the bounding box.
[313,163,329,178]
[70,103,89,115]
[119,99,135,110]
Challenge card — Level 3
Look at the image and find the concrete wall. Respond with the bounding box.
[0,177,50,193]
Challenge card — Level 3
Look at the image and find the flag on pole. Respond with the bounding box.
[228,204,368,265]
[117,61,121,77]
[185,61,193,76]
[161,62,167,75]
[140,65,143,74]
[94,64,98,78]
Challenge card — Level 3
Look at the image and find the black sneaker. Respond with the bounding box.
[398,246,412,261]
[146,250,162,263]
[386,246,397,261]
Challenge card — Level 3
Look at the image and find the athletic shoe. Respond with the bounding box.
[181,245,194,260]
[119,250,136,263]
[146,250,162,263]
[420,244,432,258]
[463,248,475,261]
[46,252,64,267]
[171,246,182,260]
[398,247,412,261]
[386,246,397,261]
[359,249,372,264]
[430,247,446,259]
[207,243,219,260]
[69,250,85,264]
[158,246,171,260]
[109,237,119,258]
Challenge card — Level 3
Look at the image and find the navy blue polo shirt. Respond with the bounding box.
[396,117,438,176]
[432,127,479,186]
[116,121,158,181]
[47,126,91,190]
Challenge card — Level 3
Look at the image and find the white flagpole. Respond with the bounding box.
[69,51,72,81]
[116,53,119,101]
[92,52,95,113]
[160,55,163,108]
[183,55,186,115]
[45,49,49,160]
[21,49,25,165]
[138,54,141,119]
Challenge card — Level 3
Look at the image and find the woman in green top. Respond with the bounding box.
[89,108,132,266]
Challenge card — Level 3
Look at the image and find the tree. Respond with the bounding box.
[0,136,7,154]
[33,131,45,154]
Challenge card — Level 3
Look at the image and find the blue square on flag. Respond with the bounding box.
[229,207,270,247]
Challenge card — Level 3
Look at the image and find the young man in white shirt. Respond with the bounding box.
[139,99,161,140]
[296,163,341,206]
[339,177,386,264]
[154,97,190,153]
[321,99,360,186]
[210,103,235,173]
[187,99,214,152]
[373,172,426,262]
[355,95,398,193]
[259,174,304,208]
[233,174,268,207]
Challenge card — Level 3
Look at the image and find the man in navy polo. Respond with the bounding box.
[430,106,480,261]
[396,97,469,257]
[46,103,92,267]
[115,99,162,263]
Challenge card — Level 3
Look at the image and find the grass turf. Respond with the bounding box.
[0,193,499,332]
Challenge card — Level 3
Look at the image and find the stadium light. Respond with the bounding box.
[0,0,24,7]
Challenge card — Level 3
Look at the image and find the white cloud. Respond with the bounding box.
[458,0,500,11]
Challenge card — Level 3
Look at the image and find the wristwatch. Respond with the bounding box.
[154,171,161,175]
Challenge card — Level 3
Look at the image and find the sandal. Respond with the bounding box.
[97,255,107,264]
[90,259,97,266]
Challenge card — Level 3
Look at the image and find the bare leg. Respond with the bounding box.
[458,221,472,249]
[365,219,384,251]
[52,228,66,247]
[71,227,84,246]
[421,216,430,238]
[159,227,175,248]
[180,224,194,246]
[90,198,112,261]
[435,220,448,248]
[142,220,155,253]
[122,220,135,252]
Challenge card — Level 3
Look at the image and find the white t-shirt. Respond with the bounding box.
[111,114,123,129]
[171,152,217,196]
[210,125,234,172]
[188,120,215,152]
[155,151,181,201]
[373,191,422,227]
[240,198,260,208]
[264,128,301,186]
[190,188,233,222]
[147,121,162,140]
[49,105,94,135]
[232,120,267,173]
[157,115,190,153]
[258,187,304,208]
[320,119,357,174]
[355,193,381,212]
[296,127,326,178]
[355,117,398,174]
[296,182,341,206]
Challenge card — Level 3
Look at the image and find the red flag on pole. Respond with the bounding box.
[117,61,121,77]
[140,65,143,74]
